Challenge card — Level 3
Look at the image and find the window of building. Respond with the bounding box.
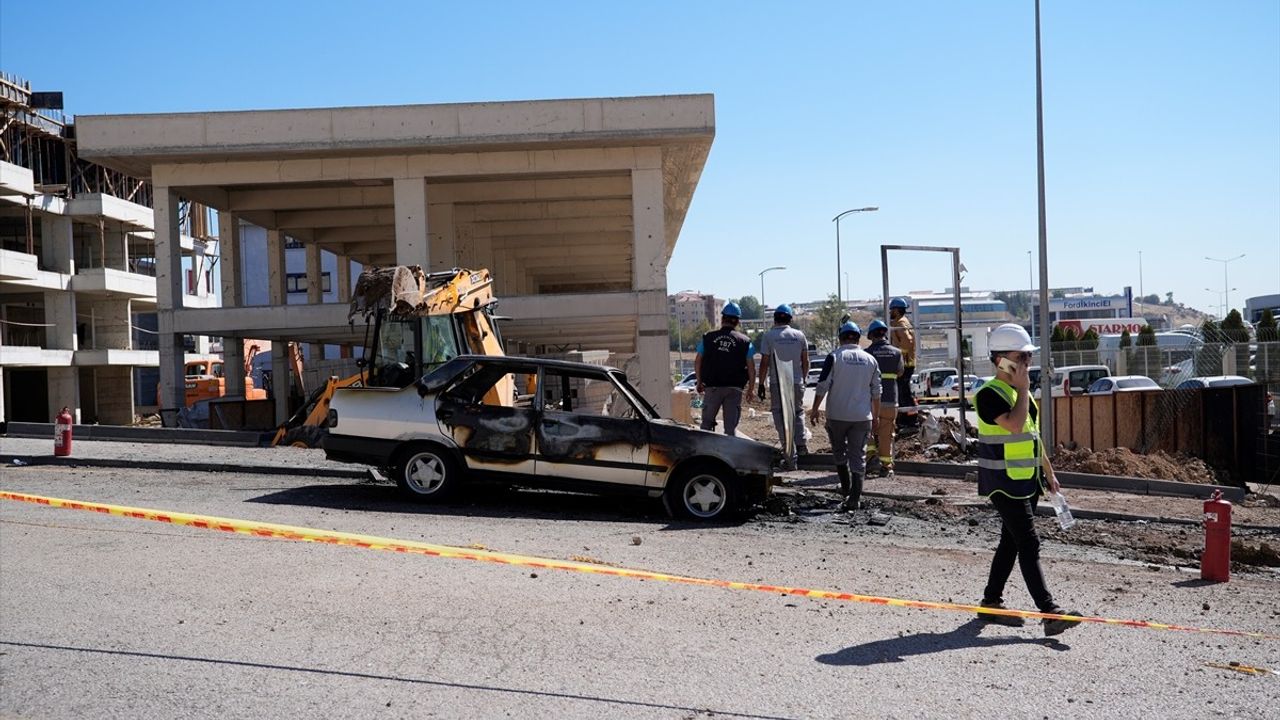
[286,272,332,294]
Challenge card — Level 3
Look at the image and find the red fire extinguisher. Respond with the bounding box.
[54,407,73,457]
[1201,489,1232,582]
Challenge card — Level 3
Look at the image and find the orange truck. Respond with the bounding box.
[157,342,268,408]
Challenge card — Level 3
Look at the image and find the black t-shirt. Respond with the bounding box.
[698,327,752,388]
[976,384,1038,426]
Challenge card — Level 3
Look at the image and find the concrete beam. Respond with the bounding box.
[276,207,398,229]
[218,212,243,307]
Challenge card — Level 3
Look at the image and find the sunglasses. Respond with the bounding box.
[1011,352,1032,362]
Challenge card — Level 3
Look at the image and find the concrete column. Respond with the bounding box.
[272,348,290,425]
[0,366,5,424]
[40,215,74,274]
[305,242,324,359]
[218,213,243,308]
[47,368,80,424]
[336,256,352,302]
[631,167,671,416]
[217,213,247,396]
[393,177,430,267]
[43,291,77,351]
[154,187,186,412]
[266,230,286,305]
[104,225,127,271]
[94,366,135,425]
[428,202,456,271]
[93,299,133,349]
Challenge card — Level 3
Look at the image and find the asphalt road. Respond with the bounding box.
[2,464,1277,719]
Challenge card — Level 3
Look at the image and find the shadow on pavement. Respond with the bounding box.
[0,640,797,720]
[815,619,1069,666]
[245,482,747,531]
[1170,578,1218,588]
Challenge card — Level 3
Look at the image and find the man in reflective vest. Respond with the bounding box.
[863,319,903,477]
[975,323,1081,637]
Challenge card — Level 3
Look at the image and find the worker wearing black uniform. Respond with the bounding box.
[695,302,755,436]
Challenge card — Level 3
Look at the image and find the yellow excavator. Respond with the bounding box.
[272,266,510,448]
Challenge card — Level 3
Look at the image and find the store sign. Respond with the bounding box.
[1056,318,1148,335]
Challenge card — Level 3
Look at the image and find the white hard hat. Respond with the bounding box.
[988,323,1037,353]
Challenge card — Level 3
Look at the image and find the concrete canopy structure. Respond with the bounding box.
[77,94,715,416]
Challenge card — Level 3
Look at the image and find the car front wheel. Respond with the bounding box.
[665,463,736,521]
[394,444,462,501]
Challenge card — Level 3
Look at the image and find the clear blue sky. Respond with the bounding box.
[3,1,1276,319]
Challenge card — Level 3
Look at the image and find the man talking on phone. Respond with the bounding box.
[974,324,1081,637]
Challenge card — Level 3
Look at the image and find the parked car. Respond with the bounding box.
[1051,365,1111,397]
[965,376,993,407]
[805,367,824,388]
[940,374,979,396]
[913,367,959,397]
[324,355,777,520]
[674,372,698,392]
[1084,375,1160,395]
[1173,375,1255,390]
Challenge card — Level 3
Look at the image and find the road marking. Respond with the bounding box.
[2,489,1276,642]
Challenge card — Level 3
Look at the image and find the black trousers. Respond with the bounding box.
[897,365,916,408]
[983,492,1057,612]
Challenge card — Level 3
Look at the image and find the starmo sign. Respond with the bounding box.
[1056,318,1148,335]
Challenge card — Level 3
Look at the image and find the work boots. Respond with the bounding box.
[836,466,851,496]
[841,472,864,511]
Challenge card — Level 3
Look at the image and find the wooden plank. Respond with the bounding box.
[1092,394,1116,450]
[1072,396,1091,448]
[1115,392,1143,449]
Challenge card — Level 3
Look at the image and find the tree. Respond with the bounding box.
[1081,328,1100,364]
[1119,329,1132,348]
[1220,309,1251,375]
[1258,308,1278,343]
[1050,324,1065,344]
[1196,318,1223,376]
[1135,324,1159,379]
[1062,326,1079,343]
[735,295,763,320]
[1141,294,1161,305]
[1165,291,1174,305]
[811,294,847,347]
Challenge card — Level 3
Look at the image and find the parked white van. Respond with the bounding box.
[1051,365,1111,396]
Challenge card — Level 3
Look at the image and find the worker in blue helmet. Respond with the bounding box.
[888,297,917,423]
[863,319,904,477]
[694,302,756,436]
[757,302,809,468]
[809,321,881,510]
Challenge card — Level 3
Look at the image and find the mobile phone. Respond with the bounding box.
[997,357,1019,374]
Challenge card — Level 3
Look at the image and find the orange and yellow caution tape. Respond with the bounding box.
[3,490,1276,642]
[1204,662,1277,677]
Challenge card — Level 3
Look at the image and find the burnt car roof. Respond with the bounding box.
[448,354,622,374]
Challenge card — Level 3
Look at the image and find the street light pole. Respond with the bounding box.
[758,266,785,311]
[832,206,879,311]
[1034,0,1055,453]
[1205,254,1245,318]
[1027,249,1034,340]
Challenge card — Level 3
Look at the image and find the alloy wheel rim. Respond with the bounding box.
[684,474,726,518]
[406,454,446,493]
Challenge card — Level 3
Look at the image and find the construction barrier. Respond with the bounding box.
[1,490,1276,642]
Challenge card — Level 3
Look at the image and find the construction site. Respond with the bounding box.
[1,10,1279,716]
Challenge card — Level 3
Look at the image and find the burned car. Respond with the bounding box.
[324,355,776,520]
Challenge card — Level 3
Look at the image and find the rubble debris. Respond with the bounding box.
[1051,447,1221,485]
[630,535,642,546]
[1231,540,1280,568]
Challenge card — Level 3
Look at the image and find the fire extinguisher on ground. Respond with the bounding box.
[1202,489,1232,582]
[54,407,73,457]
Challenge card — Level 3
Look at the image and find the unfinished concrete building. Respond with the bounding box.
[76,95,714,419]
[0,73,219,424]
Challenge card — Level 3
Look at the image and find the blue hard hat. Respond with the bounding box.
[839,321,861,336]
[721,301,742,318]
[774,304,793,317]
[889,297,909,310]
[868,319,888,334]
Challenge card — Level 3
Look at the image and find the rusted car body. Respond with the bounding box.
[324,355,776,520]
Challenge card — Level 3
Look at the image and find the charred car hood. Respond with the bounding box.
[647,419,778,475]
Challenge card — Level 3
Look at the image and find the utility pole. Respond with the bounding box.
[1034,0,1055,453]
[1205,254,1245,318]
[833,207,878,312]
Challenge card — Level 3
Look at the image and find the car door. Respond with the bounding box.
[535,366,651,488]
[435,361,538,475]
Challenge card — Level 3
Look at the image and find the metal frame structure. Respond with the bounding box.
[879,243,968,451]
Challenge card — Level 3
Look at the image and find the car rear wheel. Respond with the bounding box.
[394,444,462,501]
[665,463,736,521]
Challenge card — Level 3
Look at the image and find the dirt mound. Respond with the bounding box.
[1051,447,1221,484]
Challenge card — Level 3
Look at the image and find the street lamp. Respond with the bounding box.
[832,207,879,311]
[1027,250,1034,341]
[1205,254,1245,318]
[1205,287,1237,319]
[758,266,785,311]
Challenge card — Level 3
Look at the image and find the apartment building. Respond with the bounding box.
[0,72,216,424]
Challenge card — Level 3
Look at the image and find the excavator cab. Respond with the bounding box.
[273,266,510,447]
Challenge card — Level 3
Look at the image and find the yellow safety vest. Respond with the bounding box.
[975,378,1042,499]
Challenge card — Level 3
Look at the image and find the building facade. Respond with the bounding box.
[668,291,719,328]
[0,73,217,424]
